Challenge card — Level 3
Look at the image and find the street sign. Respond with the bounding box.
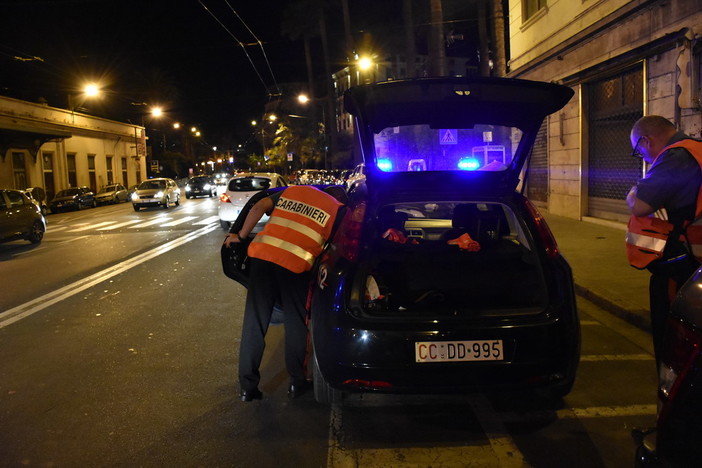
[440,129,457,145]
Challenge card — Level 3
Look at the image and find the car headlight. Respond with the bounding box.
[203,184,211,190]
[131,193,138,201]
[185,186,191,192]
[155,191,164,198]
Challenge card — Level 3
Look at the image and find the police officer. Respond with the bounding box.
[224,185,347,401]
[626,115,702,363]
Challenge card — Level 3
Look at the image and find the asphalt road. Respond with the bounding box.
[0,192,658,467]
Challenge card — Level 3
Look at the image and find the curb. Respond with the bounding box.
[574,284,650,332]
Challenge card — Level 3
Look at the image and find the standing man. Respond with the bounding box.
[626,115,702,363]
[224,185,347,401]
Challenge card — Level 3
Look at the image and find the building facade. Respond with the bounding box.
[0,95,147,201]
[508,0,702,222]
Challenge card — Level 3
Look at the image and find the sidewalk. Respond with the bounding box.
[543,213,651,331]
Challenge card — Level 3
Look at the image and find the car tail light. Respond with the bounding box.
[657,316,702,425]
[523,198,560,259]
[220,193,231,203]
[336,202,366,262]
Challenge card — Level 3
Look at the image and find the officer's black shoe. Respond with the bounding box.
[240,388,263,402]
[287,380,311,399]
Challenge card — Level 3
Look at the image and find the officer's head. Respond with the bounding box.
[323,186,348,205]
[630,115,677,164]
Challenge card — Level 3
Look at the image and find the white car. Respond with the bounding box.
[131,178,181,211]
[218,172,287,229]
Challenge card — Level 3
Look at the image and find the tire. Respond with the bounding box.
[174,195,180,207]
[163,197,170,209]
[219,219,230,230]
[27,220,44,244]
[312,349,344,405]
[185,194,191,199]
[91,200,97,208]
[133,204,140,211]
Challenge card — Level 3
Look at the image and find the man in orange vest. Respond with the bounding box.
[224,185,347,401]
[626,115,702,363]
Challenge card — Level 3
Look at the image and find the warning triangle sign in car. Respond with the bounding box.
[440,129,457,145]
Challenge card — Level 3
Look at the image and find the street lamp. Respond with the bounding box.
[67,82,101,113]
[297,93,328,169]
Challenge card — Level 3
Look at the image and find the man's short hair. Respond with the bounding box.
[323,186,348,205]
[632,115,676,138]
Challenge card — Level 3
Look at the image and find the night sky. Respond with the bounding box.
[1,0,480,150]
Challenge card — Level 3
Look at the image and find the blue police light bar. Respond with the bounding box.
[377,158,393,172]
[458,158,480,170]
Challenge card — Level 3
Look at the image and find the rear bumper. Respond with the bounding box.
[313,312,580,394]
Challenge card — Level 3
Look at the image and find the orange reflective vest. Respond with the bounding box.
[626,139,702,269]
[248,185,343,273]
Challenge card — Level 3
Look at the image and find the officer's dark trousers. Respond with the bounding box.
[239,258,311,392]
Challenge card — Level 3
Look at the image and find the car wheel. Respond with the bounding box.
[163,197,170,209]
[133,204,140,211]
[219,219,230,230]
[175,196,180,207]
[91,200,97,208]
[27,220,45,244]
[185,194,191,199]
[312,349,344,405]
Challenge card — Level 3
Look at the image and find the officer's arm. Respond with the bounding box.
[223,196,275,247]
[626,187,656,217]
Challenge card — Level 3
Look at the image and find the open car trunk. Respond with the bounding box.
[351,200,548,318]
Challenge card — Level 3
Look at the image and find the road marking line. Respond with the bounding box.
[500,404,657,423]
[470,394,527,467]
[0,224,218,328]
[580,354,653,361]
[160,216,197,227]
[129,217,173,228]
[579,320,600,326]
[194,215,220,225]
[97,220,142,230]
[67,221,116,232]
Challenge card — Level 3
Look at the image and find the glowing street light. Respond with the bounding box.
[151,106,163,118]
[358,56,373,71]
[297,94,310,104]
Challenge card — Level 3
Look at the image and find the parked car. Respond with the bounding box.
[95,183,129,205]
[218,172,287,229]
[49,186,96,212]
[227,77,580,405]
[184,175,216,199]
[634,265,702,466]
[131,178,180,211]
[0,189,46,244]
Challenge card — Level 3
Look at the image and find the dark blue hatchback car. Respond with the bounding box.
[308,77,580,404]
[228,77,581,405]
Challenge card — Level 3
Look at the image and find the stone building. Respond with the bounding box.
[508,0,702,222]
[0,95,147,200]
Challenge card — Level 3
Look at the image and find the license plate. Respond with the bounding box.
[415,340,504,362]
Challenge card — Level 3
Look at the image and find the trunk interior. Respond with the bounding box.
[355,201,548,319]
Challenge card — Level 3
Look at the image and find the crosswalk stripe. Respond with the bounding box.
[97,220,142,231]
[67,221,115,232]
[129,217,172,228]
[194,215,220,225]
[160,216,197,227]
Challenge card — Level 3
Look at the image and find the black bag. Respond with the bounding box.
[221,240,251,287]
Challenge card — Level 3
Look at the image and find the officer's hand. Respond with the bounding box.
[223,233,240,248]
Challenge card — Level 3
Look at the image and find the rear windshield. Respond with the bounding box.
[99,185,118,193]
[372,124,523,172]
[56,188,81,197]
[229,177,271,191]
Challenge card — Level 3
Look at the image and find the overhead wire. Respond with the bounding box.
[224,0,282,98]
[197,0,275,100]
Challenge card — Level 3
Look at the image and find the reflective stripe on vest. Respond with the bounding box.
[626,139,702,269]
[248,185,341,273]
